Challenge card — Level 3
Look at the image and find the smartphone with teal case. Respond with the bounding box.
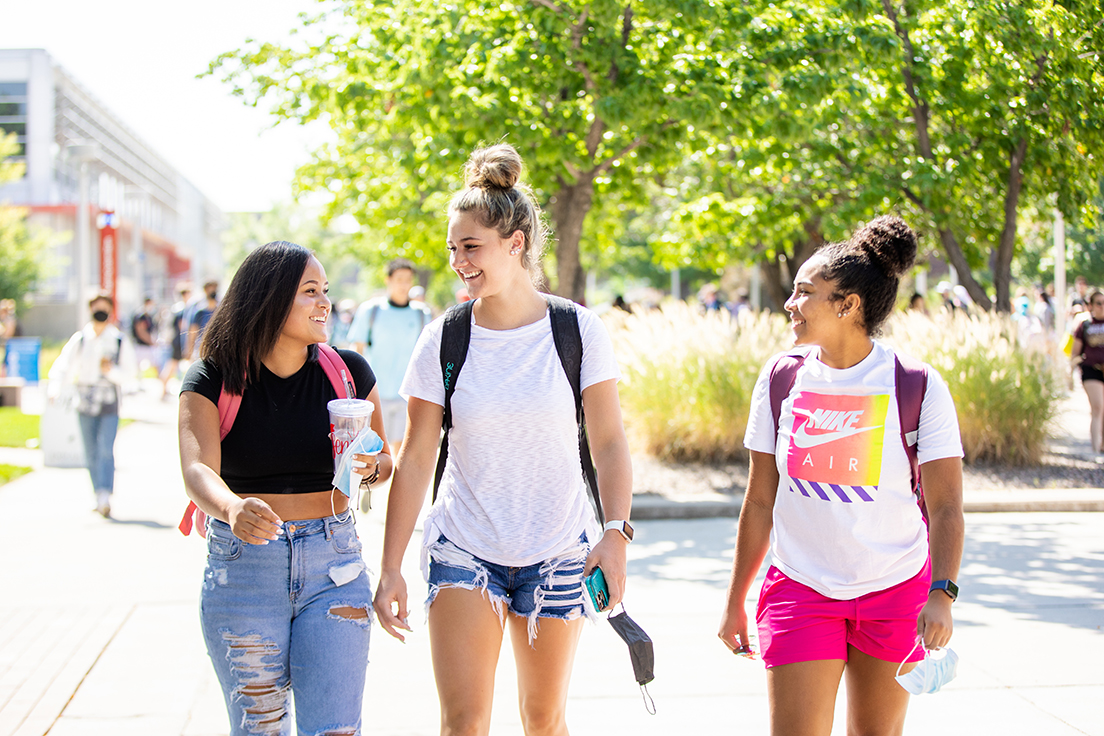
[584,567,609,611]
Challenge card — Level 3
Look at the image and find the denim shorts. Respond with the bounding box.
[200,514,372,736]
[425,533,595,644]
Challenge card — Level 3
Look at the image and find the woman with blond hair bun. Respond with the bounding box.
[374,143,634,734]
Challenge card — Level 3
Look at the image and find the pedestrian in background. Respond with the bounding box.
[0,298,18,377]
[48,293,138,517]
[327,297,358,349]
[130,295,160,374]
[348,257,431,462]
[160,283,192,399]
[373,143,634,736]
[178,241,391,736]
[1070,290,1104,454]
[719,216,965,736]
[186,280,218,359]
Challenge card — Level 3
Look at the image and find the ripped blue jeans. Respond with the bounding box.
[426,532,596,645]
[200,515,372,736]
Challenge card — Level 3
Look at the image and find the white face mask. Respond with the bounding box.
[895,640,959,695]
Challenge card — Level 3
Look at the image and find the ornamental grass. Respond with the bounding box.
[606,302,791,462]
[882,311,1061,465]
[607,304,1060,466]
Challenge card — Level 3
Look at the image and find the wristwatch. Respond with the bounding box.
[929,579,959,601]
[603,519,634,543]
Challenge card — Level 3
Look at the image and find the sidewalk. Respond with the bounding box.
[0,384,1102,735]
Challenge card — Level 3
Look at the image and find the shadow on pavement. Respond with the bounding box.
[958,517,1104,632]
[107,517,174,530]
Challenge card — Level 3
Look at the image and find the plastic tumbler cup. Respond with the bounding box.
[328,398,374,472]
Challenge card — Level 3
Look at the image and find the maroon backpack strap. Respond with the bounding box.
[769,353,808,442]
[894,353,929,516]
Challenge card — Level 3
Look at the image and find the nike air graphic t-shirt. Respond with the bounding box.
[744,342,962,599]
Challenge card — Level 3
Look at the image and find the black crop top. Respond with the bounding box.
[181,347,376,495]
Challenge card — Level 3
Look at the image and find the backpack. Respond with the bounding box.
[767,350,929,519]
[433,295,604,524]
[364,299,430,348]
[177,343,356,537]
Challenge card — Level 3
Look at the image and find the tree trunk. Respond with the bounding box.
[993,137,1028,312]
[759,223,825,312]
[935,227,993,311]
[760,256,790,313]
[549,176,595,303]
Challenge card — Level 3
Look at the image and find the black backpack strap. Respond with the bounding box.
[546,295,604,525]
[432,300,475,502]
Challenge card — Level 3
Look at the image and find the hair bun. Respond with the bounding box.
[854,215,917,278]
[464,144,522,191]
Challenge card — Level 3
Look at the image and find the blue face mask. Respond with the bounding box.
[895,640,959,695]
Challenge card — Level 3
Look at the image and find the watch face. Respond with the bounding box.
[623,521,635,541]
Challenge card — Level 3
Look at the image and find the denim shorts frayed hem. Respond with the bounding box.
[425,533,597,645]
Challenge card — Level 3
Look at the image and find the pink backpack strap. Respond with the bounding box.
[317,343,355,397]
[180,346,354,537]
[179,389,242,537]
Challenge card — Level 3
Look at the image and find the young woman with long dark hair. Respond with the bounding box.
[719,216,965,736]
[179,241,392,735]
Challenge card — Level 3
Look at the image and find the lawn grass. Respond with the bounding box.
[0,464,32,485]
[0,407,38,447]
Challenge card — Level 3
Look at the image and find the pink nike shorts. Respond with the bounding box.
[755,558,931,669]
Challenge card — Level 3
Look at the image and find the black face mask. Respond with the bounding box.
[608,608,656,714]
[91,310,110,323]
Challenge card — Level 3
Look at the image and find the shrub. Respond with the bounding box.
[607,305,1061,465]
[883,311,1060,465]
[606,302,790,462]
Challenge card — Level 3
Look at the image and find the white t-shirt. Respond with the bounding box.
[743,342,963,599]
[401,304,621,567]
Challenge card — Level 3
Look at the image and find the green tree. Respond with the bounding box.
[648,0,1104,311]
[208,0,740,302]
[0,133,50,304]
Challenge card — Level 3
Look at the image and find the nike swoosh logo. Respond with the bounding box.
[791,423,882,449]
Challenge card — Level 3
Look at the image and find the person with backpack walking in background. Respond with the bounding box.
[373,144,634,736]
[348,257,432,466]
[718,216,965,736]
[177,241,392,736]
[48,293,138,517]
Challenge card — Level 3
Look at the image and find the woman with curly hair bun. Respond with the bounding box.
[719,216,965,735]
[373,144,634,735]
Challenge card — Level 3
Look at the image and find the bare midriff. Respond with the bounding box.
[240,489,349,521]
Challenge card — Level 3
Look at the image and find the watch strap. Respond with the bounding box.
[929,579,959,601]
[603,520,633,542]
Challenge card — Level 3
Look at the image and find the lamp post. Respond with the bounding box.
[66,141,101,330]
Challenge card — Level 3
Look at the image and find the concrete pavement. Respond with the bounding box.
[0,384,1102,734]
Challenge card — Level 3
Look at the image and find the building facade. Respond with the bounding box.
[0,48,224,339]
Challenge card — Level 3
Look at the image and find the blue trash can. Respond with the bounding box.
[5,337,41,384]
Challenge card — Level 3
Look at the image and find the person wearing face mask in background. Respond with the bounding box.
[48,293,138,517]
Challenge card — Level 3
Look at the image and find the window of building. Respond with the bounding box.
[0,82,28,158]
